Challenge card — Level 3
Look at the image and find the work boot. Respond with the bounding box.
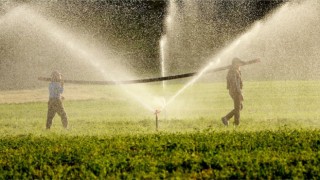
[221,117,229,126]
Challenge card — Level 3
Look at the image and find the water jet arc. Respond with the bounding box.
[38,59,260,85]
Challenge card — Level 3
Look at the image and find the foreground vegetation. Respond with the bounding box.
[0,81,320,178]
[1,130,320,179]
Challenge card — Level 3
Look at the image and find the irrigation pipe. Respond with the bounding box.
[38,59,260,85]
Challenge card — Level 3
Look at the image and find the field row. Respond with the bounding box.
[0,130,319,179]
[1,81,320,136]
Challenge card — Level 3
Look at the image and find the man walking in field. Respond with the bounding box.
[46,71,68,129]
[221,58,245,126]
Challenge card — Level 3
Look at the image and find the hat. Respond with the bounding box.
[232,58,245,65]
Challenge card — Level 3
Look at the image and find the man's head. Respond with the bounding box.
[51,71,62,82]
[232,58,245,68]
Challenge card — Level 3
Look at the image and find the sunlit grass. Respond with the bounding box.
[0,81,319,136]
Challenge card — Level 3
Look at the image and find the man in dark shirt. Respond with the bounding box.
[221,58,245,126]
[46,71,68,129]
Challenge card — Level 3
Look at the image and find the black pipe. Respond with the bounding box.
[38,59,260,85]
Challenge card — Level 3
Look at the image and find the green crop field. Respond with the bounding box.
[1,81,320,178]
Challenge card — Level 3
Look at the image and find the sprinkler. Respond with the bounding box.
[154,109,161,131]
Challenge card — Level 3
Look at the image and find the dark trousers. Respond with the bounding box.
[225,91,243,125]
[46,98,68,129]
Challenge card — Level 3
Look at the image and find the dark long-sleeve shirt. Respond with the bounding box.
[226,67,243,95]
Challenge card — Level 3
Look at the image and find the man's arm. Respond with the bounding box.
[59,83,64,94]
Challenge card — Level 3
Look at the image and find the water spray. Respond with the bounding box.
[10,5,155,112]
[160,35,167,119]
[160,35,167,90]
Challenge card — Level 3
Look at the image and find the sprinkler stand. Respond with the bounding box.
[154,109,161,131]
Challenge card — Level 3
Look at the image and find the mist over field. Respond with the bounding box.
[0,0,285,90]
[0,0,319,127]
[1,1,320,178]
